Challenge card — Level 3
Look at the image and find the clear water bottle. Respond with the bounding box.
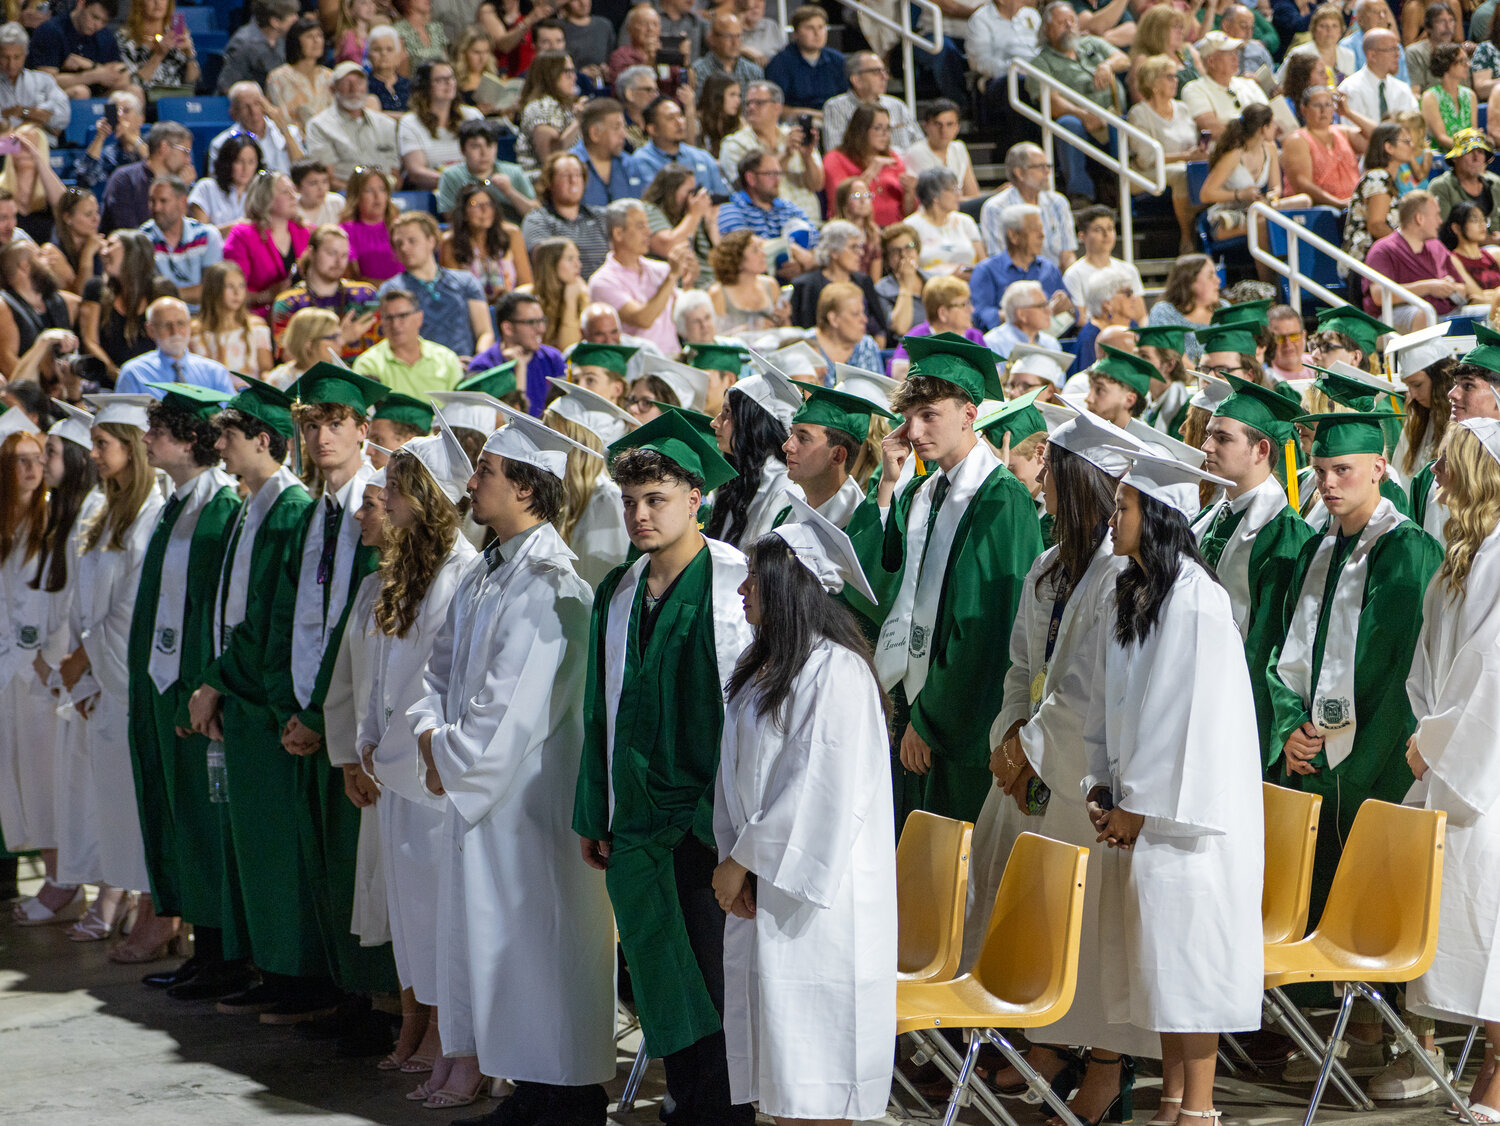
[206,740,228,804]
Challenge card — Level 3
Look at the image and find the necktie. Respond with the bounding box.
[921,474,950,560]
[1378,79,1388,120]
[172,359,184,383]
[217,507,248,647]
[317,498,341,616]
[161,493,182,526]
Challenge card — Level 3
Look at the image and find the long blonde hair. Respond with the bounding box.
[0,125,50,212]
[1439,426,1500,596]
[82,424,153,552]
[850,413,888,490]
[194,261,253,354]
[374,452,461,637]
[542,409,603,542]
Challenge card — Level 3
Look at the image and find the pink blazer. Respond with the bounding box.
[223,220,310,317]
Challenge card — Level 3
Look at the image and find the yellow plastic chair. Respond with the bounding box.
[896,811,974,984]
[897,831,1089,1126]
[1262,799,1472,1126]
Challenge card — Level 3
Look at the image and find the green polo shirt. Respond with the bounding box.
[351,338,465,398]
[1026,36,1123,120]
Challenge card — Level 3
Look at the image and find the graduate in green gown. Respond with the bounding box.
[1307,365,1413,521]
[975,388,1051,546]
[1083,344,1155,429]
[1313,302,1389,375]
[126,383,242,987]
[875,333,1045,827]
[773,384,898,637]
[183,379,326,1008]
[1265,409,1442,921]
[1194,375,1315,756]
[1136,324,1194,441]
[572,410,756,1126]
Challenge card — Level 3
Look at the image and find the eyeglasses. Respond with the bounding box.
[385,308,420,321]
[1274,331,1304,344]
[509,316,547,327]
[751,168,783,178]
[849,190,872,200]
[890,242,918,253]
[854,67,888,77]
[626,395,655,409]
[1203,364,1245,377]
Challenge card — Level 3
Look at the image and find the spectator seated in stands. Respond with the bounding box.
[292,160,343,229]
[0,21,70,139]
[706,230,785,340]
[270,223,379,360]
[142,175,224,306]
[340,166,403,283]
[691,11,764,91]
[875,223,925,338]
[1406,1,1465,98]
[589,197,691,358]
[266,306,340,386]
[440,183,527,305]
[222,170,308,320]
[789,219,886,344]
[190,133,261,235]
[266,16,333,132]
[718,80,823,222]
[217,0,299,94]
[821,52,919,153]
[115,296,235,395]
[468,291,567,415]
[1201,104,1312,264]
[516,50,580,172]
[1073,263,1146,373]
[763,4,846,117]
[76,229,150,377]
[608,5,685,94]
[1221,5,1273,75]
[1431,129,1500,236]
[562,0,615,83]
[73,88,144,191]
[1264,302,1313,381]
[811,279,880,374]
[1147,252,1220,362]
[984,278,1062,358]
[0,239,76,377]
[903,99,981,200]
[1127,54,1209,254]
[398,58,483,191]
[627,95,729,196]
[27,0,127,99]
[1338,27,1417,124]
[905,169,984,280]
[1,125,64,244]
[736,0,783,69]
[1181,30,1269,140]
[967,0,1042,123]
[305,61,401,193]
[981,141,1077,266]
[41,186,102,295]
[117,0,200,95]
[378,210,493,364]
[209,82,301,177]
[1364,189,1470,330]
[717,147,817,280]
[1344,121,1416,268]
[1063,205,1144,312]
[364,24,410,114]
[522,149,610,279]
[1339,0,1406,81]
[1282,84,1363,210]
[1279,4,1356,88]
[569,97,643,209]
[822,104,913,228]
[437,118,539,223]
[189,261,273,377]
[1421,43,1477,153]
[352,284,465,395]
[1124,5,1202,103]
[1025,1,1129,203]
[971,202,1070,332]
[888,274,983,379]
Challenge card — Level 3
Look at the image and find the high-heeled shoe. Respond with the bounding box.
[1045,1053,1135,1126]
[988,1046,1086,1102]
[423,1075,492,1110]
[107,930,184,965]
[12,883,85,926]
[67,893,134,942]
[397,1054,435,1074]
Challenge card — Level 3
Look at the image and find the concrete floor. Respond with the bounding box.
[0,863,1479,1126]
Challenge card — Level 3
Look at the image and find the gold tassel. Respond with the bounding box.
[1285,440,1300,511]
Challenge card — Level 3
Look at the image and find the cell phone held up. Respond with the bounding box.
[0,136,20,156]
[797,113,814,147]
[104,102,118,129]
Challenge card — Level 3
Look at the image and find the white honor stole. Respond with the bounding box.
[1275,497,1406,768]
[876,440,1001,696]
[815,475,866,529]
[1202,476,1290,637]
[148,468,233,693]
[214,466,299,655]
[291,463,374,709]
[602,537,749,822]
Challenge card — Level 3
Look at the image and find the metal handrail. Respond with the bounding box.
[783,0,944,117]
[1246,201,1438,327]
[1006,59,1165,267]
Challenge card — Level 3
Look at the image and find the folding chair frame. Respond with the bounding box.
[1303,983,1480,1126]
[902,1027,1088,1126]
[617,1041,650,1114]
[1263,988,1372,1111]
[1455,1025,1482,1081]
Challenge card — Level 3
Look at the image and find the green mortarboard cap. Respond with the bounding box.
[608,408,737,492]
[1463,323,1500,376]
[1194,323,1261,357]
[1133,324,1190,352]
[791,384,896,443]
[287,363,390,413]
[1214,373,1302,445]
[975,386,1048,444]
[686,342,750,375]
[653,402,716,434]
[1296,408,1401,458]
[1315,304,1388,356]
[570,342,639,378]
[1095,345,1157,399]
[457,362,519,400]
[223,375,295,439]
[1307,364,1377,411]
[373,392,435,433]
[1211,298,1272,327]
[145,381,230,421]
[903,331,1003,404]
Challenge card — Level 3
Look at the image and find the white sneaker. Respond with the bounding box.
[1283,1038,1389,1083]
[1368,1048,1447,1101]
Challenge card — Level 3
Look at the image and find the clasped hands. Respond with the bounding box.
[1086,787,1145,850]
[989,722,1042,814]
[712,856,756,919]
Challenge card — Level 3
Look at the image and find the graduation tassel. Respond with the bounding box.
[1285,440,1300,512]
[1390,393,1404,416]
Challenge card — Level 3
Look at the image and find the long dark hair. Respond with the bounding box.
[29,436,96,592]
[699,73,740,156]
[727,535,890,725]
[448,181,510,266]
[839,103,889,167]
[706,387,788,544]
[1036,444,1117,605]
[102,229,156,345]
[213,133,263,195]
[1113,487,1214,646]
[1208,103,1273,167]
[1442,199,1484,250]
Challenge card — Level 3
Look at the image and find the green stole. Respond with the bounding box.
[126,479,240,927]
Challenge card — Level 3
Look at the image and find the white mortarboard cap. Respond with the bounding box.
[833,363,900,413]
[640,354,710,412]
[368,465,387,490]
[766,340,825,380]
[1036,398,1079,434]
[1008,343,1072,388]
[48,399,94,449]
[392,410,473,504]
[546,377,638,446]
[1326,360,1404,398]
[734,364,805,427]
[1126,416,1206,468]
[1460,417,1500,466]
[429,391,502,435]
[84,393,152,431]
[1048,404,1150,476]
[1121,451,1233,518]
[484,401,602,479]
[1385,321,1453,382]
[771,494,878,603]
[0,404,39,441]
[1187,371,1232,413]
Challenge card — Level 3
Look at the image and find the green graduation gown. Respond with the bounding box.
[198,479,324,974]
[573,541,749,1059]
[880,454,1043,827]
[1265,513,1441,917]
[126,473,240,927]
[771,484,897,641]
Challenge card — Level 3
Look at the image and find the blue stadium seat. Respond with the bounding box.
[393,191,437,215]
[1267,207,1347,310]
[48,148,79,179]
[63,98,110,147]
[155,95,231,122]
[177,6,218,33]
[1186,160,1248,259]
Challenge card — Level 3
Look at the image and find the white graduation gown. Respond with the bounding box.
[1389,427,1436,493]
[70,490,166,892]
[0,528,57,851]
[409,523,615,1085]
[364,536,476,1004]
[735,456,802,550]
[1082,561,1264,1033]
[322,571,389,947]
[716,640,897,1121]
[568,473,629,590]
[1407,526,1500,1024]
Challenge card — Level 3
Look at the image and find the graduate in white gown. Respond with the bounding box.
[411,407,616,1126]
[543,376,635,589]
[1084,452,1264,1126]
[1405,419,1500,1122]
[712,495,897,1125]
[707,360,805,550]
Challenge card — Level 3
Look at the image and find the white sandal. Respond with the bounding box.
[12,884,84,926]
[1177,1109,1222,1124]
[1466,1105,1500,1125]
[1147,1096,1183,1126]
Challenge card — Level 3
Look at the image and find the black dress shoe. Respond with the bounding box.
[143,956,201,990]
[167,962,257,1002]
[217,981,288,1014]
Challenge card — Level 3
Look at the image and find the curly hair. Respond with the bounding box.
[710,228,755,284]
[148,399,222,467]
[448,181,511,268]
[611,445,704,492]
[375,451,462,638]
[218,407,290,464]
[1439,425,1500,596]
[409,58,460,139]
[543,408,604,541]
[83,423,154,553]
